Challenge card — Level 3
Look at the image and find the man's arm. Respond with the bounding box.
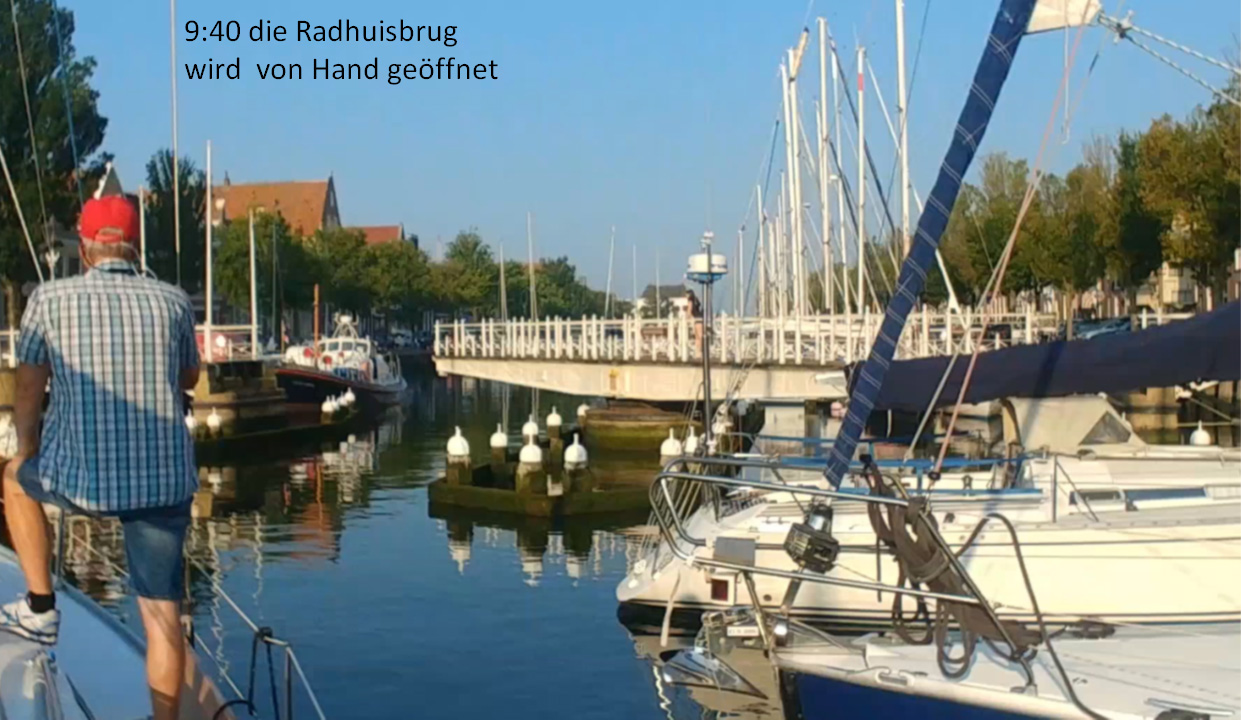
[13,364,49,459]
[11,288,51,462]
[176,297,201,391]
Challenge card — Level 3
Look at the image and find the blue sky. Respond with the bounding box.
[70,0,1238,296]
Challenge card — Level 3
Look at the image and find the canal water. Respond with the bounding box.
[50,371,752,719]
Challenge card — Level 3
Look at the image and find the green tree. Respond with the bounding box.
[1104,132,1164,298]
[213,211,318,335]
[438,230,496,317]
[365,240,431,325]
[1138,81,1240,304]
[143,149,205,292]
[0,0,107,321]
[305,227,371,312]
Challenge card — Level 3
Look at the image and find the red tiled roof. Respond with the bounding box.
[211,180,331,236]
[351,225,404,246]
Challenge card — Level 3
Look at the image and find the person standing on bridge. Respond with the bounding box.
[0,195,200,720]
[686,288,704,357]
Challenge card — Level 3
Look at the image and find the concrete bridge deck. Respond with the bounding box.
[433,310,1056,402]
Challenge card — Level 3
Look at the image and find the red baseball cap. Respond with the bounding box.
[79,195,139,244]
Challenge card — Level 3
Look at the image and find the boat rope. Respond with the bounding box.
[0,141,47,283]
[48,0,83,208]
[932,17,1093,475]
[857,459,1109,719]
[9,0,53,255]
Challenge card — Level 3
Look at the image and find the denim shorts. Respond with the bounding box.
[16,457,191,601]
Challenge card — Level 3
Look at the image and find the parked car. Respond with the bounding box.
[1058,316,1132,341]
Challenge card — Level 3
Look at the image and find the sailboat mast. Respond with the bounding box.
[818,18,832,314]
[526,212,537,319]
[778,172,787,321]
[655,250,661,319]
[832,40,848,313]
[204,140,214,354]
[896,0,911,260]
[170,0,181,287]
[787,45,806,320]
[735,226,743,316]
[139,185,147,273]
[604,225,615,318]
[248,210,258,354]
[780,62,794,320]
[856,47,867,311]
[757,184,767,318]
[499,242,508,322]
[631,243,637,309]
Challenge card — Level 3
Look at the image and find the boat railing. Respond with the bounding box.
[648,466,989,613]
[53,515,328,720]
[198,324,267,363]
[634,452,1029,573]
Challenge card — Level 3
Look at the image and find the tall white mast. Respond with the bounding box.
[498,242,508,321]
[170,0,181,287]
[655,250,661,319]
[780,62,794,320]
[631,243,637,309]
[248,209,258,354]
[896,0,911,260]
[787,35,809,320]
[855,47,867,311]
[832,38,848,312]
[778,172,788,326]
[817,18,833,314]
[757,184,767,318]
[526,211,537,319]
[604,225,615,317]
[139,185,147,273]
[734,227,742,316]
[204,140,213,355]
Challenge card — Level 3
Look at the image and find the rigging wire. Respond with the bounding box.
[10,0,53,256]
[0,144,47,283]
[49,0,83,208]
[932,16,1094,475]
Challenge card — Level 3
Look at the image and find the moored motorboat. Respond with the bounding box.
[277,314,407,408]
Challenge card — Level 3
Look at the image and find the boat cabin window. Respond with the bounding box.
[339,340,356,353]
[1125,487,1207,502]
[1080,413,1131,445]
[1069,489,1122,506]
[324,340,340,353]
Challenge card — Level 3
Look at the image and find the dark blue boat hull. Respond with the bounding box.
[783,670,1038,720]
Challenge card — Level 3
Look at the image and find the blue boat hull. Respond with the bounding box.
[784,670,1038,720]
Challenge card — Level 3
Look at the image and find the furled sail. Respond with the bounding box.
[853,302,1241,413]
[1026,0,1102,35]
[822,0,1040,487]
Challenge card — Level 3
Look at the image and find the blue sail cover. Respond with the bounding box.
[823,0,1039,487]
[853,301,1241,413]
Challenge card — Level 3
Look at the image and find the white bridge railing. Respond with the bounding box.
[435,309,1062,366]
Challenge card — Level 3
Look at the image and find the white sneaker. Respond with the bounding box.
[0,597,59,645]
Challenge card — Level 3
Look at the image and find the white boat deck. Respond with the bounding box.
[0,547,226,720]
[779,623,1241,719]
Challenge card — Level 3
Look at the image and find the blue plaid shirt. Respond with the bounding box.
[16,260,200,512]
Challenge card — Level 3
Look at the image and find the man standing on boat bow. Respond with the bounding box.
[1,195,200,720]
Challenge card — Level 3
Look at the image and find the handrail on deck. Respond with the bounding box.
[53,516,328,720]
[646,465,986,607]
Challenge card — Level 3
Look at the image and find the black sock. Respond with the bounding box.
[27,592,55,614]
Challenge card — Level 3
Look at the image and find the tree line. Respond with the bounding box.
[847,77,1238,315]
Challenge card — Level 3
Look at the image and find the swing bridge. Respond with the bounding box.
[433,308,1063,401]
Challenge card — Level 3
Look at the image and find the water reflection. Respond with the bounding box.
[41,374,727,718]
